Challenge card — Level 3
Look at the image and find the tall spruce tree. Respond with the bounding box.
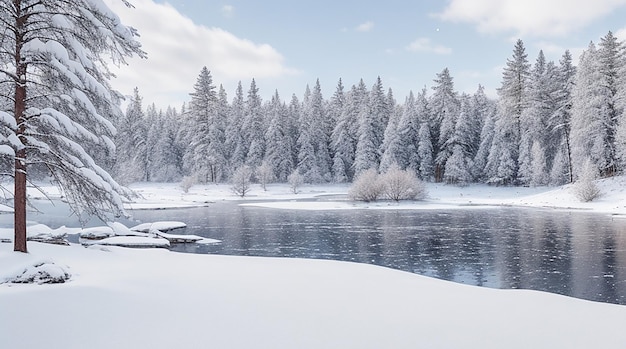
[243,79,264,168]
[264,90,294,181]
[549,50,576,184]
[487,39,530,185]
[115,87,147,184]
[184,67,218,183]
[570,42,610,178]
[430,68,459,181]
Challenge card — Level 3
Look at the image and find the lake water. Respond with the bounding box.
[124,201,626,305]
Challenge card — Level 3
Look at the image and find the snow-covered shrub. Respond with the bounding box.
[349,169,384,202]
[288,171,304,194]
[231,166,253,198]
[180,176,195,193]
[573,158,602,202]
[5,261,71,284]
[381,166,427,201]
[256,161,274,191]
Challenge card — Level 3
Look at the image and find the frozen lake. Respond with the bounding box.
[125,201,626,305]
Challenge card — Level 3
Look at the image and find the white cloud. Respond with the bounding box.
[356,21,374,32]
[221,5,235,18]
[405,38,452,55]
[103,0,298,108]
[436,0,626,37]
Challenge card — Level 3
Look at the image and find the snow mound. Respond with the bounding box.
[131,221,187,233]
[4,260,71,284]
[81,236,170,248]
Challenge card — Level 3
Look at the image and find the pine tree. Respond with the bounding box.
[115,87,147,184]
[184,67,218,183]
[331,83,363,182]
[243,79,265,168]
[0,0,144,252]
[225,82,246,172]
[430,68,460,181]
[487,39,530,185]
[570,42,611,179]
[206,84,228,182]
[598,31,626,175]
[549,50,576,184]
[518,51,554,185]
[443,93,477,183]
[417,122,434,181]
[354,77,388,175]
[396,91,420,174]
[379,100,403,172]
[264,90,294,181]
[151,106,182,182]
[472,97,497,181]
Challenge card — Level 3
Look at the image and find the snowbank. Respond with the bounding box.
[120,177,626,215]
[1,242,625,349]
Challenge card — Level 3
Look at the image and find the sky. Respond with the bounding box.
[103,0,626,111]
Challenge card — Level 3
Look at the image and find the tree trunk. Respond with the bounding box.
[13,0,28,253]
[14,148,27,253]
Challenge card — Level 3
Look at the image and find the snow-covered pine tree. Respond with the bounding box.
[115,87,147,184]
[442,94,474,184]
[417,122,434,181]
[144,103,160,181]
[286,94,301,169]
[264,90,294,182]
[243,79,265,168]
[570,42,611,179]
[0,0,145,252]
[225,82,246,173]
[518,51,554,186]
[430,68,460,181]
[184,67,218,183]
[354,77,388,175]
[598,31,626,175]
[487,39,530,185]
[331,83,363,182]
[472,96,497,181]
[379,98,403,173]
[395,91,419,174]
[549,50,576,185]
[444,144,471,186]
[206,84,228,182]
[151,106,182,182]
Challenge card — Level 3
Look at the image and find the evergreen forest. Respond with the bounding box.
[111,33,626,188]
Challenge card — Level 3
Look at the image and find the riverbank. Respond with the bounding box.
[2,177,626,348]
[125,176,626,215]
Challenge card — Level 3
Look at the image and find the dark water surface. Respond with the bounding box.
[126,201,626,305]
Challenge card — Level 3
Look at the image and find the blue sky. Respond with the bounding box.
[105,0,626,110]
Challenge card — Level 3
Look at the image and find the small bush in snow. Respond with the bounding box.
[288,171,304,194]
[180,176,195,193]
[572,159,602,202]
[349,169,384,202]
[7,261,71,284]
[231,166,253,198]
[256,161,274,191]
[381,166,427,201]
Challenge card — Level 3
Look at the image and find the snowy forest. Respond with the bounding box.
[108,32,625,187]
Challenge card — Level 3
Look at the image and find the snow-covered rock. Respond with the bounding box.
[3,260,70,284]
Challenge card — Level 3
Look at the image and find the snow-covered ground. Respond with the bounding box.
[125,176,626,215]
[2,178,626,348]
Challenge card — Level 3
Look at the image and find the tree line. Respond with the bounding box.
[114,32,625,188]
